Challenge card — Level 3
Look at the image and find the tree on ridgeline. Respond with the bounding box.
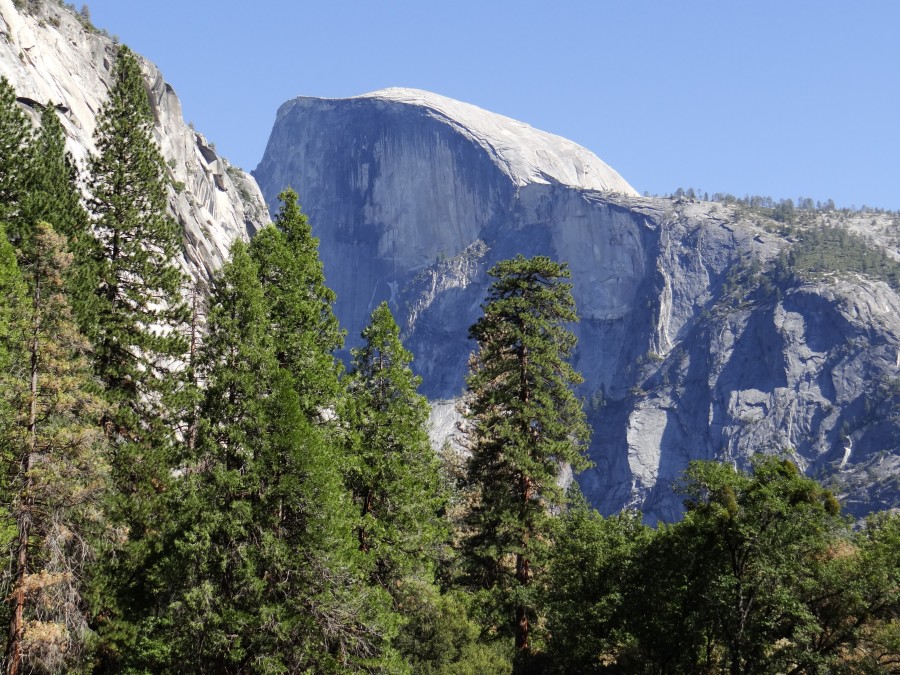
[462,254,591,666]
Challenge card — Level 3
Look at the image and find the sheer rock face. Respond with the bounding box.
[0,0,268,279]
[255,88,900,522]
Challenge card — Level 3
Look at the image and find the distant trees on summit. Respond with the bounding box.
[655,186,897,218]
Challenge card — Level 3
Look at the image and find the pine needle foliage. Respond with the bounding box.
[249,187,344,415]
[86,44,188,428]
[22,105,97,335]
[0,77,33,242]
[83,45,188,668]
[463,254,591,658]
[345,302,447,590]
[3,223,107,675]
[156,242,402,673]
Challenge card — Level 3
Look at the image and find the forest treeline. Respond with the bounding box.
[661,187,900,218]
[0,46,898,674]
[657,188,900,292]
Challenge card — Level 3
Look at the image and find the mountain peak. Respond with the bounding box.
[282,88,638,196]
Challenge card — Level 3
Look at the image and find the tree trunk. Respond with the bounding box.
[515,552,531,653]
[515,473,534,655]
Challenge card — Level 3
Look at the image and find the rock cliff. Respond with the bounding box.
[255,88,900,522]
[0,0,268,278]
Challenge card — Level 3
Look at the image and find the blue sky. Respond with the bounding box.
[84,1,899,210]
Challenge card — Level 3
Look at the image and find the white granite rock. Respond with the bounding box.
[255,90,900,522]
[0,0,268,280]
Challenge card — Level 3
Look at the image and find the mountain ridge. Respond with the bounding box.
[255,91,900,522]
[3,0,897,522]
[0,0,268,279]
[275,86,638,196]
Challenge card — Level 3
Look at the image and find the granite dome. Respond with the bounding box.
[283,87,638,196]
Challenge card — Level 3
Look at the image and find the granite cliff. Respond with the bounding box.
[0,0,268,278]
[255,88,900,522]
[3,0,896,521]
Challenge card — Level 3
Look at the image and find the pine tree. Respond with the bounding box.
[462,255,591,660]
[248,187,344,415]
[0,224,28,555]
[0,77,33,242]
[20,105,87,244]
[3,223,107,675]
[86,44,188,428]
[0,223,26,419]
[84,45,188,666]
[22,104,97,334]
[345,302,447,590]
[160,240,277,671]
[156,242,401,673]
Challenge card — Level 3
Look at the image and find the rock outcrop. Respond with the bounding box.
[0,0,268,278]
[255,88,900,522]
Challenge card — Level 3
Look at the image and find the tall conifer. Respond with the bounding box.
[0,224,26,426]
[0,225,27,555]
[22,105,96,334]
[249,188,344,415]
[3,224,107,675]
[87,44,188,427]
[463,255,591,661]
[157,242,401,673]
[345,302,447,590]
[84,45,188,665]
[0,77,32,243]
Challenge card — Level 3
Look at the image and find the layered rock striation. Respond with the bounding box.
[255,88,900,521]
[0,0,268,278]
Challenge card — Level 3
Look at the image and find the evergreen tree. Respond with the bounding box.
[86,44,188,428]
[3,223,107,675]
[159,240,278,671]
[0,223,26,431]
[21,105,96,334]
[0,225,28,564]
[249,187,344,415]
[462,255,591,661]
[20,105,87,244]
[156,242,401,673]
[0,77,32,243]
[345,301,447,590]
[83,45,188,666]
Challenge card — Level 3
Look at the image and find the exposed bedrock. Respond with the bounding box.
[255,89,900,521]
